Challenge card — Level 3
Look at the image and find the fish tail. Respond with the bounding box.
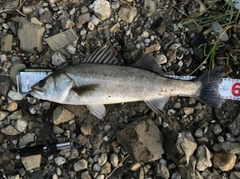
[197,66,224,108]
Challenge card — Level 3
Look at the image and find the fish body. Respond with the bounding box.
[30,44,224,119]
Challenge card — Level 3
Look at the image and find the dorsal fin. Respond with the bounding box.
[83,42,123,65]
[131,55,164,74]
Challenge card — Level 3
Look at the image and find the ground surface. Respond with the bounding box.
[0,0,240,179]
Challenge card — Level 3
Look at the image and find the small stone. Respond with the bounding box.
[53,106,74,125]
[212,152,236,171]
[230,172,240,179]
[155,54,167,65]
[93,163,101,172]
[143,0,156,17]
[0,76,11,96]
[119,6,137,23]
[12,17,45,53]
[22,155,41,171]
[117,118,164,163]
[101,162,111,174]
[173,102,181,109]
[19,133,36,147]
[52,174,58,179]
[131,163,141,171]
[53,125,64,134]
[31,17,43,26]
[7,110,22,120]
[55,156,66,166]
[29,107,36,114]
[73,159,88,171]
[195,128,203,137]
[0,111,9,120]
[52,52,66,66]
[1,34,13,52]
[89,0,111,20]
[88,21,95,31]
[196,145,212,171]
[42,101,51,110]
[228,113,240,136]
[81,171,91,179]
[7,102,18,112]
[1,125,20,135]
[9,63,26,84]
[96,175,104,179]
[22,6,33,15]
[111,1,120,9]
[98,153,108,166]
[110,153,118,167]
[15,119,28,132]
[155,163,170,179]
[8,175,20,179]
[66,45,76,55]
[212,21,229,41]
[45,29,77,51]
[145,42,161,54]
[183,107,194,115]
[212,142,240,154]
[80,124,93,136]
[110,23,120,33]
[8,90,23,101]
[77,13,91,27]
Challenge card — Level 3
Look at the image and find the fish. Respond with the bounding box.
[29,43,224,119]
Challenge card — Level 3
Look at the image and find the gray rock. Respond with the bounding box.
[19,133,36,147]
[15,119,28,132]
[12,17,45,53]
[39,10,52,24]
[0,76,11,96]
[45,29,77,51]
[155,163,169,179]
[53,125,64,134]
[111,1,120,9]
[164,131,197,166]
[9,63,26,84]
[212,142,240,154]
[1,125,20,135]
[73,159,88,171]
[212,152,236,171]
[143,0,156,17]
[81,171,91,179]
[55,156,66,166]
[179,156,196,179]
[171,172,181,179]
[98,153,108,166]
[52,52,66,66]
[2,0,19,11]
[7,110,22,120]
[230,172,240,179]
[196,145,212,171]
[119,6,137,23]
[228,112,240,136]
[22,155,42,171]
[68,148,79,160]
[8,90,23,100]
[93,163,101,172]
[1,34,13,52]
[117,117,164,163]
[0,111,9,121]
[101,162,111,174]
[110,153,118,167]
[194,128,203,138]
[89,0,111,20]
[77,13,91,28]
[212,21,229,41]
[53,106,74,125]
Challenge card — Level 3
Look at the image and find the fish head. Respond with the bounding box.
[29,72,74,102]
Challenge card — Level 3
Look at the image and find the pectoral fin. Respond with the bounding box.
[145,96,170,113]
[71,84,99,97]
[86,104,106,119]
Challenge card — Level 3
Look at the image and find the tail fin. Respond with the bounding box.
[197,66,224,108]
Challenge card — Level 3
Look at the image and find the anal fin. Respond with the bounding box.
[86,104,106,119]
[145,96,170,113]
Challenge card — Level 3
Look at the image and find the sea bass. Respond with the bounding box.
[29,44,224,119]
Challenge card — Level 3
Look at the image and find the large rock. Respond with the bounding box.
[212,152,236,171]
[45,29,77,51]
[117,117,164,163]
[89,0,111,20]
[164,131,197,166]
[22,155,42,171]
[196,145,212,171]
[12,17,45,53]
[53,106,75,125]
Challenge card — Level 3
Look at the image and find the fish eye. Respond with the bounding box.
[38,79,46,87]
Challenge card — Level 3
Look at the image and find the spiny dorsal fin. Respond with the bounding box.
[83,42,123,65]
[132,55,164,75]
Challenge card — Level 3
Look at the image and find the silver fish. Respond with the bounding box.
[29,44,224,119]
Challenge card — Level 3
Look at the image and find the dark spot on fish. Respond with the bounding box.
[109,96,111,98]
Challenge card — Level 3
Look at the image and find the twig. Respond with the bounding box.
[106,154,129,179]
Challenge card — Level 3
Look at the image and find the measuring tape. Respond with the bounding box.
[16,68,240,101]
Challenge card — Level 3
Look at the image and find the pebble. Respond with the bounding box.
[212,21,229,41]
[19,133,36,147]
[0,111,9,120]
[15,119,28,132]
[73,159,88,171]
[196,145,212,171]
[8,91,23,101]
[155,163,170,179]
[0,76,12,96]
[53,125,64,134]
[183,107,194,115]
[111,1,120,9]
[212,152,236,171]
[93,163,101,172]
[9,63,26,84]
[22,6,33,15]
[52,174,58,179]
[131,163,141,171]
[42,101,51,110]
[7,102,18,112]
[55,156,66,166]
[1,125,20,135]
[110,153,118,167]
[80,124,93,136]
[1,34,13,52]
[52,52,66,66]
[101,162,111,174]
[22,155,42,171]
[53,106,74,125]
[143,0,156,17]
[89,0,111,20]
[195,128,203,137]
[119,6,137,23]
[98,153,108,166]
[173,102,181,109]
[66,45,76,55]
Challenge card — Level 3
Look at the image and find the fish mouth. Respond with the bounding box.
[29,86,44,98]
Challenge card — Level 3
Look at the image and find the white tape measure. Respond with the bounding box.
[16,68,240,101]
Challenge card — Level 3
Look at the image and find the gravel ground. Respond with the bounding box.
[0,0,240,179]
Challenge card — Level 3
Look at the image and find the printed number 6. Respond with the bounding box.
[232,83,240,96]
